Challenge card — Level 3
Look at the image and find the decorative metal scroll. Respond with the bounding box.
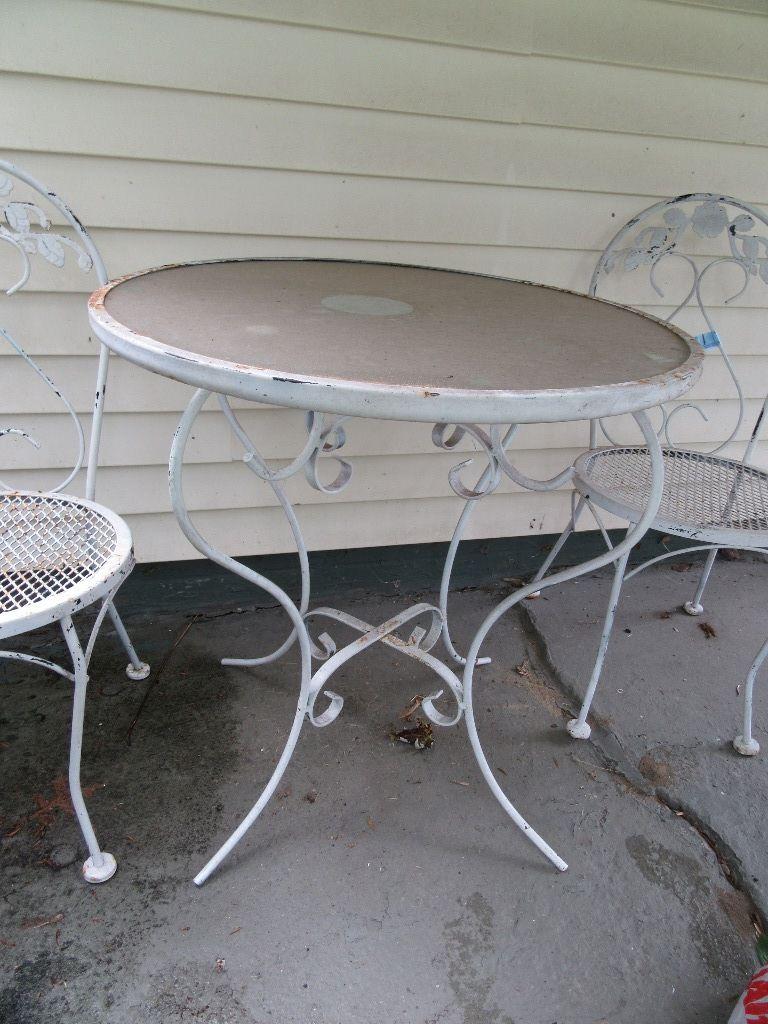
[592,194,768,454]
[0,164,107,493]
[218,396,353,495]
[432,421,574,499]
[599,198,768,282]
[0,173,94,295]
[172,392,468,735]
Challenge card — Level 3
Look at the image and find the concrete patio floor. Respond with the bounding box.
[1,545,766,1023]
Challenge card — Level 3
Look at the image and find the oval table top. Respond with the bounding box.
[88,259,702,424]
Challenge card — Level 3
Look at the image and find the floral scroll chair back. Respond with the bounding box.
[0,159,149,883]
[531,193,768,756]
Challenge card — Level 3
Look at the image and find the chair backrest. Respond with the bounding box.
[590,193,768,460]
[0,159,110,498]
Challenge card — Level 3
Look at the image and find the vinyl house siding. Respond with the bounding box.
[1,0,767,561]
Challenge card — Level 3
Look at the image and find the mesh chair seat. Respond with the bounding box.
[0,491,133,629]
[574,447,768,546]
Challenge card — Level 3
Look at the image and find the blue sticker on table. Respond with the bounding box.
[695,330,721,349]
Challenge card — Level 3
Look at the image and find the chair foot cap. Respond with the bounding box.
[683,601,704,616]
[734,735,760,756]
[83,852,117,883]
[126,662,150,680]
[567,718,591,740]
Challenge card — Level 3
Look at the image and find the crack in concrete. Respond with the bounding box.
[516,599,767,936]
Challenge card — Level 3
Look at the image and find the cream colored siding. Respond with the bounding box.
[2,0,767,561]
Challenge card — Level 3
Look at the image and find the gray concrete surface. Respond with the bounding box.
[524,551,768,916]
[1,559,765,1023]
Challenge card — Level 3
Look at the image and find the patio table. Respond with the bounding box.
[89,258,702,885]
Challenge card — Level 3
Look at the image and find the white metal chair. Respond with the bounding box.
[0,160,149,882]
[530,194,768,755]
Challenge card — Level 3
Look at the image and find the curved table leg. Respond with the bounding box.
[193,699,308,885]
[439,496,491,667]
[463,672,568,871]
[456,411,665,870]
[170,390,317,885]
[215,396,313,668]
[437,424,519,667]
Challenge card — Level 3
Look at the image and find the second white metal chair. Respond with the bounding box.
[0,159,149,881]
[531,194,768,754]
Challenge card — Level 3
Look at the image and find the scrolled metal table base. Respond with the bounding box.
[169,389,665,886]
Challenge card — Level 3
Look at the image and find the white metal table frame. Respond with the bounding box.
[89,259,702,886]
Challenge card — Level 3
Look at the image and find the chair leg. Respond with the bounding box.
[567,547,631,740]
[107,602,150,680]
[683,547,719,616]
[60,616,117,883]
[528,496,586,598]
[734,635,768,756]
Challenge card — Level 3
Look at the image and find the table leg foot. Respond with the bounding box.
[83,852,117,883]
[734,735,760,756]
[126,661,151,680]
[566,718,592,740]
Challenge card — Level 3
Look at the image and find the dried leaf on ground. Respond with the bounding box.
[34,777,101,824]
[720,548,744,561]
[398,694,425,721]
[658,610,672,620]
[699,622,717,639]
[390,719,434,750]
[15,777,104,843]
[638,753,674,787]
[669,562,694,572]
[513,659,566,719]
[304,789,318,804]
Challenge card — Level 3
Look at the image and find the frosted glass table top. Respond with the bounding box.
[89,259,702,423]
